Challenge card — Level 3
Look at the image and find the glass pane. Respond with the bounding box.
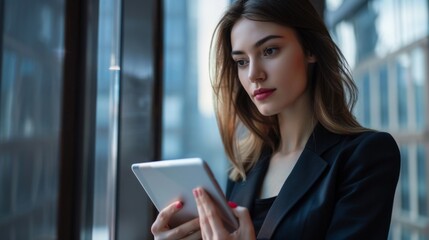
[396,55,409,129]
[92,0,122,239]
[400,145,410,212]
[379,64,389,128]
[350,4,378,62]
[0,0,65,239]
[334,0,428,60]
[411,48,426,130]
[371,0,428,56]
[326,0,344,11]
[417,144,427,217]
[401,227,413,240]
[361,73,371,127]
[162,0,230,188]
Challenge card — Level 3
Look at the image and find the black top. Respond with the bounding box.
[252,196,277,235]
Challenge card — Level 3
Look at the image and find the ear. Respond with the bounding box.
[306,53,317,63]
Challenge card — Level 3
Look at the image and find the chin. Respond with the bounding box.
[257,108,277,117]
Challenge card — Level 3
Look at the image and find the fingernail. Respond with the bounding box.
[228,201,237,208]
[193,189,199,198]
[175,201,183,209]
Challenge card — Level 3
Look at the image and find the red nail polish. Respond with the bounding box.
[193,189,198,197]
[228,201,238,208]
[176,201,183,209]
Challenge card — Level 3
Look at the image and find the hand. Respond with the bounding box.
[193,187,256,240]
[151,201,202,240]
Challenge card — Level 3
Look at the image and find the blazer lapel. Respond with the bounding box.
[257,124,341,239]
[229,152,271,211]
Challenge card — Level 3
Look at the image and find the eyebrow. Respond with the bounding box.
[231,35,283,55]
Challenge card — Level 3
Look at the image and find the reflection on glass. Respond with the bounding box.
[0,0,65,239]
[334,22,356,68]
[326,0,344,11]
[92,0,122,239]
[162,0,229,187]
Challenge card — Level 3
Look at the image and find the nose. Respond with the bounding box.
[248,60,266,82]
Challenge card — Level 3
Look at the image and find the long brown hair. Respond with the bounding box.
[211,0,365,181]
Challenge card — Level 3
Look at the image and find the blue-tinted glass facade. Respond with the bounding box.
[0,0,65,238]
[327,0,429,238]
[162,0,230,187]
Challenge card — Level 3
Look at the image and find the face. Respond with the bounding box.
[230,18,316,116]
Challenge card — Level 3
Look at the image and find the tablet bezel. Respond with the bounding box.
[131,158,238,232]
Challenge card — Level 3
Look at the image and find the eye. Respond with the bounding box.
[263,47,278,56]
[235,59,249,68]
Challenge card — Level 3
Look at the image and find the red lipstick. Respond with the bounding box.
[253,88,276,101]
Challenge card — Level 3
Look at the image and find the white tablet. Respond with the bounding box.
[131,158,238,232]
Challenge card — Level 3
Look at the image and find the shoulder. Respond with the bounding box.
[347,130,397,145]
[314,125,400,165]
[339,130,400,159]
[330,130,401,181]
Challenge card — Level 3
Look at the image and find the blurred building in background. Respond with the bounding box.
[0,0,65,238]
[162,0,230,187]
[326,0,429,239]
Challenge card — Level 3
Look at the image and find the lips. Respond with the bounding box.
[253,88,276,101]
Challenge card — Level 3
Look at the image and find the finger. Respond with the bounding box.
[166,218,200,239]
[231,206,251,224]
[158,217,200,240]
[180,229,202,240]
[194,188,213,237]
[195,188,228,236]
[198,188,226,228]
[231,206,255,236]
[151,201,183,234]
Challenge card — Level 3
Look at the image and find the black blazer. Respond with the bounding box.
[226,125,400,240]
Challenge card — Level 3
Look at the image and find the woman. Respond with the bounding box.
[151,0,400,239]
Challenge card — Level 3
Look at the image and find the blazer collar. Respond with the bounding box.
[305,122,342,155]
[229,124,341,239]
[257,124,341,239]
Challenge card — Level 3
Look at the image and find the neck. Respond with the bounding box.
[276,93,316,154]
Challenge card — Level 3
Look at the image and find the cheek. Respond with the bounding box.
[280,51,306,73]
[274,54,308,85]
[238,71,251,94]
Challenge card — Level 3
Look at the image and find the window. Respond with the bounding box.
[328,0,429,238]
[162,0,230,187]
[0,0,65,238]
[92,0,122,239]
